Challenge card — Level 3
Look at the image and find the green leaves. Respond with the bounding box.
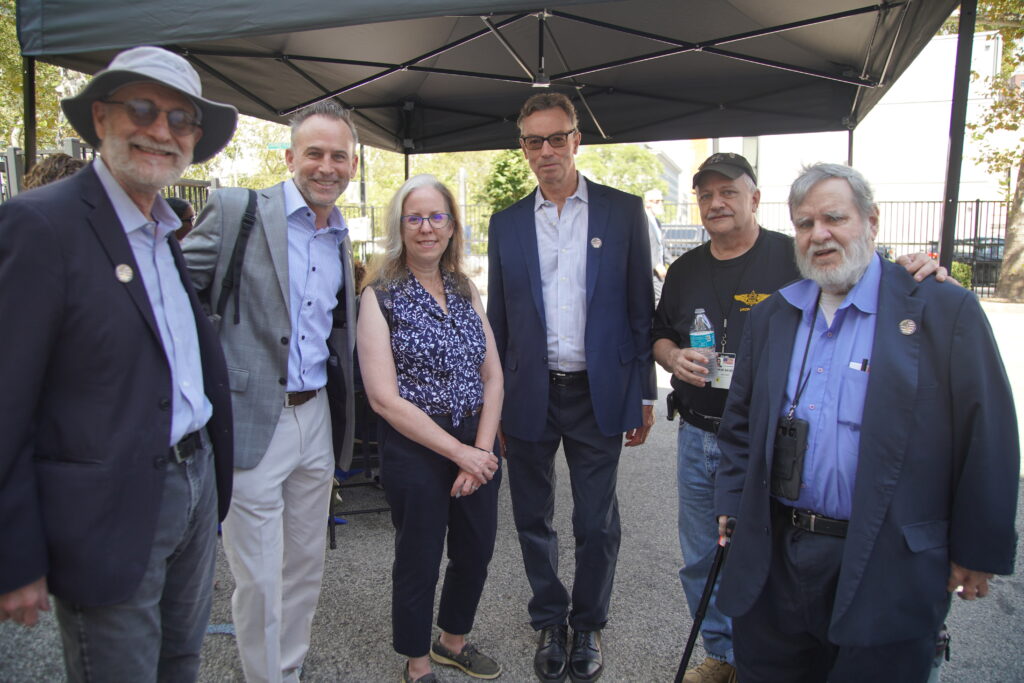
[479,149,531,213]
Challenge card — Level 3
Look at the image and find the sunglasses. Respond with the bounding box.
[101,98,202,136]
[401,213,453,230]
[520,129,577,151]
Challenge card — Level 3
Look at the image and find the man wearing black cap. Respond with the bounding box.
[653,153,943,683]
[0,46,237,681]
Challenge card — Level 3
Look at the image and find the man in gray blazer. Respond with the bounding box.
[183,101,357,683]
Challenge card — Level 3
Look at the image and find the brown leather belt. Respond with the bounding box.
[776,502,848,538]
[170,430,204,464]
[285,389,318,407]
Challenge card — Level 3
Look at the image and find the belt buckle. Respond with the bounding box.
[171,432,199,464]
[808,513,817,534]
[791,507,800,529]
[171,440,189,464]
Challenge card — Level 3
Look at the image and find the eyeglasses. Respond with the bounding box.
[401,213,453,230]
[101,98,202,136]
[520,129,577,151]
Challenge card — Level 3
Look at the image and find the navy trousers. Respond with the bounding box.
[733,504,939,683]
[505,377,623,631]
[380,414,501,658]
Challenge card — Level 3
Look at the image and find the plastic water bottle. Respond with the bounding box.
[689,308,717,383]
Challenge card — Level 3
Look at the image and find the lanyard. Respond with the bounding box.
[706,242,755,353]
[785,297,819,422]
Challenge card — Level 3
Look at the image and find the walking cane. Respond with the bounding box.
[674,517,736,683]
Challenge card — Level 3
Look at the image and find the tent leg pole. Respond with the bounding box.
[22,56,36,173]
[404,153,409,180]
[939,0,977,272]
[847,129,854,167]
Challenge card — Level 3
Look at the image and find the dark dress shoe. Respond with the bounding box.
[568,629,603,682]
[534,623,569,682]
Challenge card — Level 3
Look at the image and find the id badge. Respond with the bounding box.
[711,353,736,390]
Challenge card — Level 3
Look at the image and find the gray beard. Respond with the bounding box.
[795,229,874,294]
[101,134,188,196]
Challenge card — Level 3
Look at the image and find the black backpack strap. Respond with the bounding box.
[215,189,258,325]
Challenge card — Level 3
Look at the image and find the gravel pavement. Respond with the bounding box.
[3,301,1023,682]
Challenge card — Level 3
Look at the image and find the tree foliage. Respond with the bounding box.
[576,143,667,198]
[1,0,82,150]
[956,1,1024,298]
[479,149,532,213]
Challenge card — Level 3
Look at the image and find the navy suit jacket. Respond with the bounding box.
[0,165,233,606]
[714,258,1018,646]
[487,178,655,440]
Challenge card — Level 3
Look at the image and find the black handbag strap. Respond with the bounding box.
[215,189,258,325]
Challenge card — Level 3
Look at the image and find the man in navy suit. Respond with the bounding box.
[714,163,1018,682]
[487,93,656,683]
[0,47,237,681]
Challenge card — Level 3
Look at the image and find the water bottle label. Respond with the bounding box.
[690,331,714,349]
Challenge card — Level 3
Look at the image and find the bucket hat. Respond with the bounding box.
[61,46,238,164]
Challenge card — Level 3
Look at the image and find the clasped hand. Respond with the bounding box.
[450,445,498,497]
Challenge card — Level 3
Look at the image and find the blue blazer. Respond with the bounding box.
[0,165,233,606]
[487,178,655,440]
[714,259,1019,646]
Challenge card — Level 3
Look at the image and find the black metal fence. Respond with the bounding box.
[659,200,1008,293]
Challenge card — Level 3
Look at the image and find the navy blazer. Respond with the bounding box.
[0,165,233,607]
[487,178,655,440]
[714,258,1019,646]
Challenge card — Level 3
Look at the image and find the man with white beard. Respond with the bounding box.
[712,163,1019,682]
[0,46,237,681]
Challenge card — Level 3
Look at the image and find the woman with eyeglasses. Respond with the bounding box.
[357,174,504,683]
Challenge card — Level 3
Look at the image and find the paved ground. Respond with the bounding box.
[3,300,1023,682]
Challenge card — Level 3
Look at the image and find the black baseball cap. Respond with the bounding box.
[693,152,757,188]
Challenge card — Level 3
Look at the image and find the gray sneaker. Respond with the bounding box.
[429,637,502,679]
[401,662,438,683]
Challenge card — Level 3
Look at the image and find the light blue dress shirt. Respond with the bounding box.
[535,174,589,372]
[776,253,881,519]
[94,157,212,446]
[283,179,347,392]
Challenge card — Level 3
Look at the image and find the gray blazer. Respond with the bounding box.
[182,183,356,470]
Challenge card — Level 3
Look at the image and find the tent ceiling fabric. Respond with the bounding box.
[18,0,957,154]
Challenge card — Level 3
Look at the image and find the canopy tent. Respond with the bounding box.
[16,0,976,269]
[17,0,960,155]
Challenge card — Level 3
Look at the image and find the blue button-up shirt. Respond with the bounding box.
[535,174,589,371]
[94,157,212,446]
[776,254,881,519]
[283,179,347,392]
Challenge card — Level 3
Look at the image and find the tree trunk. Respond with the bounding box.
[995,153,1024,300]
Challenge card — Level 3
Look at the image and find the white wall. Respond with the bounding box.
[756,32,1005,204]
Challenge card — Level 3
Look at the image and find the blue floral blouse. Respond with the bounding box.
[374,270,485,425]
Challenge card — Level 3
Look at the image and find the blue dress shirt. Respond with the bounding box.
[283,179,347,392]
[94,157,212,446]
[535,174,589,372]
[776,254,881,519]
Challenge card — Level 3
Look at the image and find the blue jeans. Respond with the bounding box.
[55,438,218,683]
[677,421,733,664]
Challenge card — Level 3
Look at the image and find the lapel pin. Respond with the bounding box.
[590,237,602,249]
[898,319,917,335]
[115,264,134,283]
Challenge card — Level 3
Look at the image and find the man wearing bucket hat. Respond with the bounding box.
[0,46,237,681]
